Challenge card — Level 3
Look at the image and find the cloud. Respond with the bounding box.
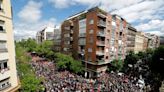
[135,19,164,36]
[14,18,57,40]
[15,0,58,40]
[48,0,75,9]
[18,0,42,23]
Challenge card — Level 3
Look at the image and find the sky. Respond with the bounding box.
[11,0,164,40]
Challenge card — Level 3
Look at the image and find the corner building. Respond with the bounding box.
[0,0,20,91]
[61,7,127,77]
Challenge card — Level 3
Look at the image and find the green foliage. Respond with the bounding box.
[70,60,84,74]
[15,42,42,91]
[55,53,84,73]
[124,51,139,67]
[108,59,123,72]
[17,38,55,60]
[137,51,146,59]
[150,46,164,78]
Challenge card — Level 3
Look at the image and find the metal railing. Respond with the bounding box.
[97,31,105,37]
[0,48,8,53]
[79,33,86,37]
[96,50,104,56]
[97,20,106,27]
[96,41,105,46]
[0,83,11,91]
[79,41,86,45]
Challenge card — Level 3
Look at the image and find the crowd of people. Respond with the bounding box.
[31,55,143,92]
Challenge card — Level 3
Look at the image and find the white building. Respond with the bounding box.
[0,0,20,91]
[36,26,55,44]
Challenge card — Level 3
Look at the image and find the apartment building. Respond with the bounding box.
[53,28,61,52]
[36,26,55,44]
[160,36,164,46]
[61,7,127,77]
[145,33,160,49]
[126,24,137,52]
[0,0,20,91]
[134,32,144,53]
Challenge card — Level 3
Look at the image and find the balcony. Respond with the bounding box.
[96,41,105,46]
[78,49,85,54]
[96,50,104,56]
[0,68,10,81]
[97,20,106,28]
[96,59,106,65]
[79,41,86,46]
[79,33,86,37]
[97,13,106,19]
[54,41,61,45]
[0,83,11,91]
[0,32,7,41]
[70,30,73,34]
[97,31,105,37]
[64,37,73,41]
[0,48,8,53]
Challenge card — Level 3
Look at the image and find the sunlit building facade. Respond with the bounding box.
[0,0,20,91]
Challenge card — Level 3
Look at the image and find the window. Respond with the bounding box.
[106,48,109,52]
[79,38,86,45]
[89,19,94,24]
[107,39,110,44]
[88,48,92,52]
[0,60,8,69]
[89,29,93,34]
[106,56,108,59]
[79,19,86,28]
[0,20,5,32]
[63,48,68,51]
[0,0,3,11]
[79,27,86,33]
[64,26,70,30]
[107,30,110,34]
[64,41,70,45]
[64,34,70,37]
[0,41,7,52]
[89,36,93,43]
[3,62,7,68]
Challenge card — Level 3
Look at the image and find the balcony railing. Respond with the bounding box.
[54,42,61,45]
[79,41,86,45]
[97,13,106,19]
[0,48,8,53]
[96,59,105,64]
[96,50,104,56]
[70,30,73,34]
[96,41,105,46]
[0,83,11,91]
[97,21,106,27]
[0,67,10,74]
[97,31,105,37]
[78,49,85,54]
[79,33,86,37]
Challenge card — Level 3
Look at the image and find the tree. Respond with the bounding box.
[15,42,43,92]
[137,51,146,59]
[55,53,84,73]
[70,60,84,74]
[108,59,123,72]
[150,46,164,78]
[123,51,139,68]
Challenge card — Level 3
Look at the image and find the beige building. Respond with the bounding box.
[36,27,55,44]
[0,0,20,91]
[126,24,137,52]
[134,32,144,53]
